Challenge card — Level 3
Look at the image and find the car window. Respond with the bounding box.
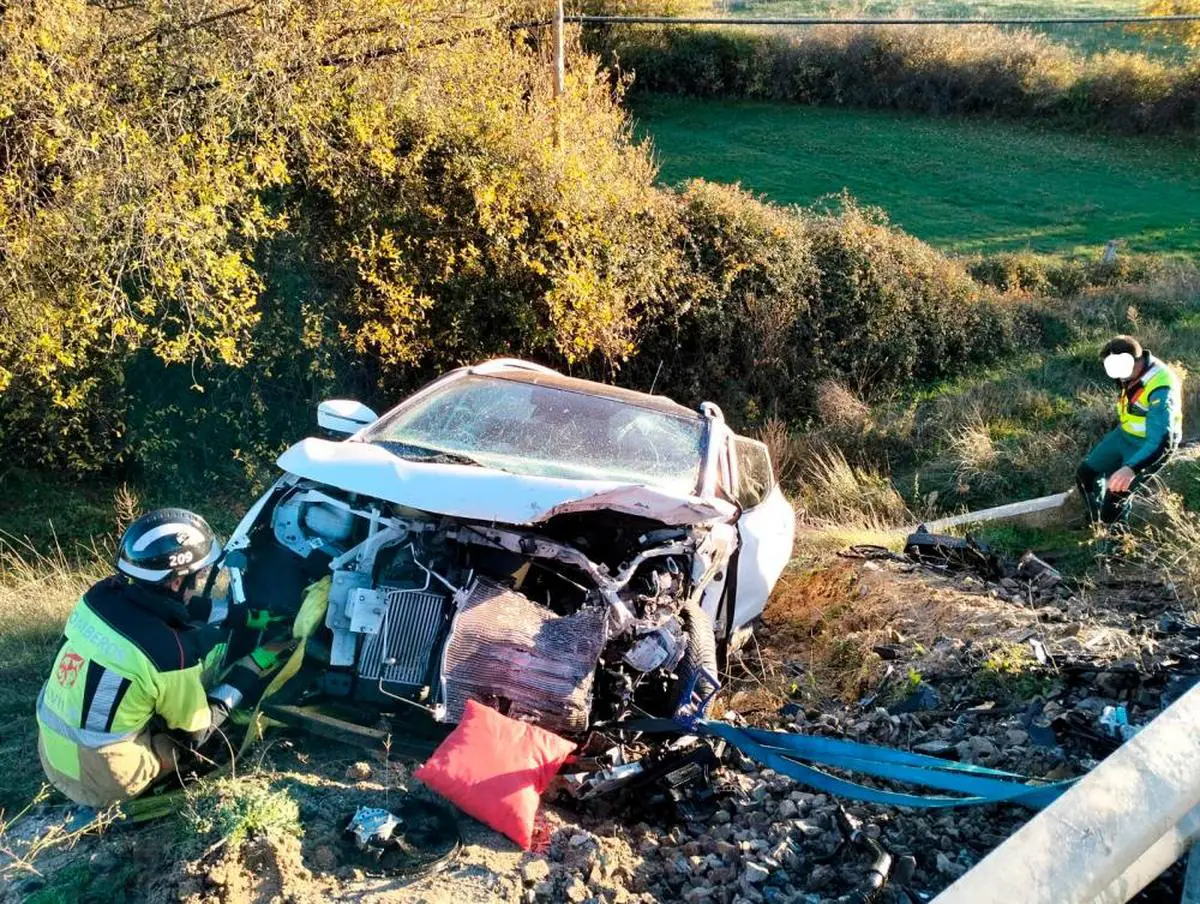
[732,436,775,509]
[363,375,706,492]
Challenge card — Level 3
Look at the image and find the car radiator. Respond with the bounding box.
[357,588,447,688]
[441,577,607,734]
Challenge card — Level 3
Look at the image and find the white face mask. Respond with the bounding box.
[1104,353,1136,381]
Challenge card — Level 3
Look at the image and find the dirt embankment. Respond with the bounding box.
[4,551,1194,904]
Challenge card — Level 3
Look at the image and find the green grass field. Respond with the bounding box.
[635,96,1200,257]
[725,0,1184,55]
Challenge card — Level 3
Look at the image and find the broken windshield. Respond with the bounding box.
[363,375,705,492]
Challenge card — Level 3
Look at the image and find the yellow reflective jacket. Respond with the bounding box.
[37,577,225,782]
[1118,355,1183,441]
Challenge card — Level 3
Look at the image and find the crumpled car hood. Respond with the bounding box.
[276,438,735,526]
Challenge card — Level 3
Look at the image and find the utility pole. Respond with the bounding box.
[553,0,565,146]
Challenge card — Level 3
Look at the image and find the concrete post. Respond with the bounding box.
[931,679,1200,904]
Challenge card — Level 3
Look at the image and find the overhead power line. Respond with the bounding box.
[568,14,1200,26]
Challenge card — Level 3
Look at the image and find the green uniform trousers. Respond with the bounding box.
[1075,428,1165,527]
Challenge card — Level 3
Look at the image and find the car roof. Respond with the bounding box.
[479,366,702,420]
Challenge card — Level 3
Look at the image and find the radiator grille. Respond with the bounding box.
[441,578,607,734]
[357,588,447,687]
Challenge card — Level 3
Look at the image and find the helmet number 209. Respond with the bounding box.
[169,550,195,568]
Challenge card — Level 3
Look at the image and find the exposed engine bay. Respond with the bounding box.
[226,477,735,734]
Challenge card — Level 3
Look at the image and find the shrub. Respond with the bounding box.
[0,2,675,486]
[182,776,302,851]
[592,23,1200,134]
[634,185,1014,422]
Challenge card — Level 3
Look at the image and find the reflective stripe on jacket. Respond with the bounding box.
[1118,355,1183,441]
[36,577,223,781]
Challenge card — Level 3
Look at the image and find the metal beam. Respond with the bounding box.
[931,679,1200,904]
[1090,804,1200,903]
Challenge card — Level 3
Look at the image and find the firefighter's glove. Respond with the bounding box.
[207,644,288,713]
[243,609,289,632]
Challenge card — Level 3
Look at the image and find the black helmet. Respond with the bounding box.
[116,508,223,586]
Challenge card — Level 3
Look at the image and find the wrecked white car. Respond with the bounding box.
[223,360,794,734]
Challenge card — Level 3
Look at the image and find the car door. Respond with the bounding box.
[729,435,795,630]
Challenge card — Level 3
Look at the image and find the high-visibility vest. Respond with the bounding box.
[37,578,220,781]
[1117,356,1183,442]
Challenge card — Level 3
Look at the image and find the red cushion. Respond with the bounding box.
[415,699,576,849]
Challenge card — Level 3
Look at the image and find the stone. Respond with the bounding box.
[956,736,999,765]
[713,809,732,825]
[744,863,771,884]
[794,819,825,839]
[521,859,552,885]
[913,739,957,757]
[344,761,373,780]
[777,799,798,819]
[565,878,590,903]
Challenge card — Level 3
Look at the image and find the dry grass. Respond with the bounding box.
[1133,481,1200,609]
[0,537,108,811]
[815,380,870,432]
[794,446,912,529]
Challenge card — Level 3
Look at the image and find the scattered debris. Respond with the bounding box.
[337,796,462,879]
[903,529,1002,581]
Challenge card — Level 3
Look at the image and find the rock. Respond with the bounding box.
[684,887,715,902]
[808,864,836,889]
[913,739,957,757]
[521,858,552,885]
[956,736,999,765]
[744,863,771,884]
[565,878,590,903]
[794,819,825,839]
[345,761,373,780]
[534,880,555,899]
[777,799,798,819]
[888,683,940,714]
[1005,729,1030,747]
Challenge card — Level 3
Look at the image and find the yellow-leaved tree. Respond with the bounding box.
[1138,0,1200,46]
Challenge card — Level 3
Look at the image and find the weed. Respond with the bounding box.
[23,858,142,904]
[969,642,1055,703]
[180,775,302,855]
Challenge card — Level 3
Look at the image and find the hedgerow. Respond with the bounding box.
[592,24,1200,134]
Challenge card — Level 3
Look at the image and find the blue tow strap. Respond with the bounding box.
[622,716,1077,809]
[700,721,1076,809]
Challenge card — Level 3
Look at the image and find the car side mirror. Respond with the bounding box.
[317,399,379,435]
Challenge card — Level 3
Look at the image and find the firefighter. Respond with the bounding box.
[1075,335,1184,531]
[36,509,283,808]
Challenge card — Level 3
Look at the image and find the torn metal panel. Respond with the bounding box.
[440,578,607,734]
[536,486,734,525]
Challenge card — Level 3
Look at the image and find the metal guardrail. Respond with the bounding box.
[931,677,1200,904]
